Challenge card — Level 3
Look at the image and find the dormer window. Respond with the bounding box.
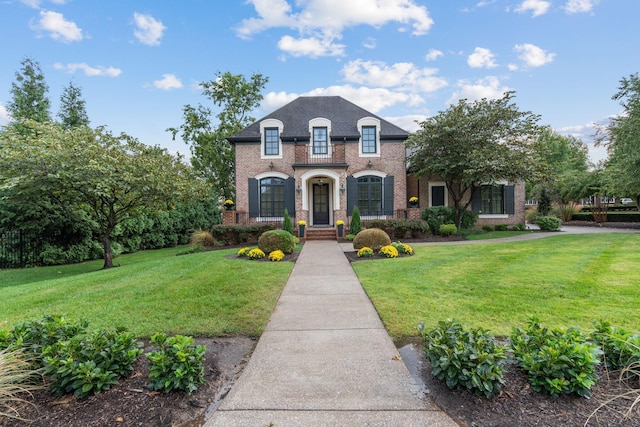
[357,117,380,157]
[260,118,283,159]
[362,126,377,154]
[264,128,279,155]
[313,127,328,154]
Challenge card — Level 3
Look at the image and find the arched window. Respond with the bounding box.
[260,177,285,217]
[357,176,383,216]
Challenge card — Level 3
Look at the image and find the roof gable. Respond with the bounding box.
[228,96,409,143]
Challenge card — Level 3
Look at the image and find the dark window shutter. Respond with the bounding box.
[284,177,296,218]
[248,178,259,217]
[505,185,515,215]
[471,186,481,212]
[383,176,394,215]
[346,176,358,215]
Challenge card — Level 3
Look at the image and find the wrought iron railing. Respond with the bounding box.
[294,144,346,165]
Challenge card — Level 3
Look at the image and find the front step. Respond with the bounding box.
[304,227,337,241]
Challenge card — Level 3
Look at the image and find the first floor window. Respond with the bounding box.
[260,177,285,217]
[357,176,382,215]
[481,185,505,214]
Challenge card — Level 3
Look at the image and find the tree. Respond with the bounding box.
[58,80,90,129]
[0,121,209,269]
[168,71,268,200]
[7,57,51,125]
[407,92,544,228]
[596,73,640,207]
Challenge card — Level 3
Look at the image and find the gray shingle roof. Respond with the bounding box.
[228,96,409,143]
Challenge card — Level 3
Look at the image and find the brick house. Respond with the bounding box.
[227,96,525,236]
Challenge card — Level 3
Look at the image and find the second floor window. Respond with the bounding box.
[362,126,377,154]
[264,128,279,156]
[313,127,328,155]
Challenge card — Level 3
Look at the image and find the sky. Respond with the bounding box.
[1,0,638,165]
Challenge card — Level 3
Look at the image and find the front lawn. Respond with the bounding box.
[352,233,640,338]
[0,246,294,337]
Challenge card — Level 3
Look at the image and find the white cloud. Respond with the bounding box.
[277,35,345,57]
[467,47,498,68]
[564,0,597,14]
[515,0,551,17]
[446,76,511,105]
[54,62,122,77]
[32,10,82,42]
[237,0,433,57]
[363,37,376,49]
[341,59,447,93]
[383,114,424,132]
[133,12,166,46]
[152,74,183,90]
[425,49,443,61]
[514,43,555,67]
[263,85,423,115]
[0,103,11,124]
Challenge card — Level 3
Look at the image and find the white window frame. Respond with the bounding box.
[357,117,381,158]
[309,117,332,158]
[428,182,448,207]
[260,119,283,160]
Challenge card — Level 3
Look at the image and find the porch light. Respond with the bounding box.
[269,161,274,171]
[367,160,372,169]
[340,184,345,194]
[296,185,302,194]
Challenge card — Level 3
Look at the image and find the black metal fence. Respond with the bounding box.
[0,230,42,269]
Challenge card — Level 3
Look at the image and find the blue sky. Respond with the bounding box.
[1,0,638,164]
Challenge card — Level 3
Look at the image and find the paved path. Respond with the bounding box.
[205,240,457,427]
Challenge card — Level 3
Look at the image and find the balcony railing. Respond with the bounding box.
[294,144,346,166]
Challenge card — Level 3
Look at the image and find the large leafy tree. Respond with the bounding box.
[0,121,209,269]
[168,71,268,200]
[597,73,640,206]
[407,92,544,228]
[7,57,51,125]
[58,80,90,129]
[530,128,591,206]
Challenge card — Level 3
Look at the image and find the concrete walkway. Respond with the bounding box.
[205,240,457,427]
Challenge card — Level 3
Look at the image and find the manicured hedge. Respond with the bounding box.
[571,212,640,222]
[361,219,429,239]
[210,223,276,245]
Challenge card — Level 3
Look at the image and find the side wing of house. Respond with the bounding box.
[228,96,409,228]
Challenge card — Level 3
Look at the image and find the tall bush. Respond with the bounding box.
[422,206,476,234]
[350,206,362,235]
[282,208,294,234]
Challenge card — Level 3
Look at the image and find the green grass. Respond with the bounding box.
[0,246,293,338]
[464,230,531,240]
[353,233,640,338]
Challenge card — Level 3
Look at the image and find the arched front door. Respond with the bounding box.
[312,183,330,225]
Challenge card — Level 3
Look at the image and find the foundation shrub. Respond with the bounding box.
[210,224,276,246]
[420,320,507,398]
[494,224,508,231]
[511,223,526,231]
[439,223,457,236]
[350,206,362,235]
[510,318,601,398]
[352,228,391,251]
[422,207,477,234]
[362,219,429,239]
[591,320,640,373]
[482,225,494,232]
[258,229,296,254]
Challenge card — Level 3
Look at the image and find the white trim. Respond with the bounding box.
[299,169,342,211]
[309,117,332,158]
[260,119,283,160]
[357,117,381,158]
[255,171,289,180]
[479,214,509,219]
[352,169,386,179]
[428,182,448,207]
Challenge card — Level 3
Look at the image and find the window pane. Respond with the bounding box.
[481,185,504,214]
[260,177,285,217]
[264,128,279,155]
[313,127,328,154]
[357,176,383,216]
[362,126,376,154]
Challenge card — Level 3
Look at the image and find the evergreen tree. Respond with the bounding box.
[58,80,90,129]
[350,206,362,235]
[7,57,51,124]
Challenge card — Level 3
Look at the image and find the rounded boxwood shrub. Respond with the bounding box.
[352,228,391,251]
[439,223,457,236]
[258,229,296,254]
[536,215,561,231]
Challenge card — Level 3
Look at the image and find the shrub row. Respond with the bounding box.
[360,219,429,239]
[422,207,478,235]
[0,315,205,397]
[421,318,639,399]
[571,212,640,222]
[210,223,276,246]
